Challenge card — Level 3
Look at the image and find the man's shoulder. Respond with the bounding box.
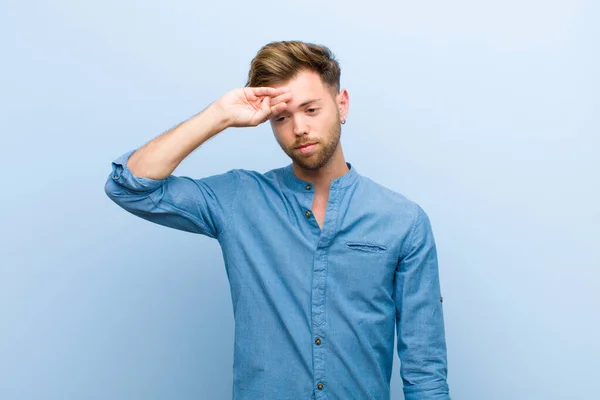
[219,165,286,189]
[356,173,434,229]
[358,174,416,208]
[228,165,285,179]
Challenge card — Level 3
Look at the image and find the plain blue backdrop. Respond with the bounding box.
[1,1,598,399]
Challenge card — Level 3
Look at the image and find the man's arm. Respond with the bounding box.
[104,87,292,238]
[394,203,451,400]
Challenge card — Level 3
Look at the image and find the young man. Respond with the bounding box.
[105,41,451,400]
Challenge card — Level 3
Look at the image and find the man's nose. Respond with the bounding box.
[292,115,308,136]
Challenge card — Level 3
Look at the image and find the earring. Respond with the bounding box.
[341,119,346,125]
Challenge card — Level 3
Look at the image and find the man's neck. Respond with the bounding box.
[292,153,349,194]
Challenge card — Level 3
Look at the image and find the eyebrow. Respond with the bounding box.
[273,98,322,119]
[298,98,321,107]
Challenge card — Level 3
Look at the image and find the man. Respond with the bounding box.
[105,40,451,400]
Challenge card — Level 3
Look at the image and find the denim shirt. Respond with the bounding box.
[104,149,451,400]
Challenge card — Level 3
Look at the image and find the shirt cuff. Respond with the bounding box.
[110,149,167,192]
[403,381,451,400]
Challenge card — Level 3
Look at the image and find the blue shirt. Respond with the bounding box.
[105,149,451,400]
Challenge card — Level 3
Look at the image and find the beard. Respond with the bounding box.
[280,115,342,171]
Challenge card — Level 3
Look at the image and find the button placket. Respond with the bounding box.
[303,183,314,224]
[311,186,341,400]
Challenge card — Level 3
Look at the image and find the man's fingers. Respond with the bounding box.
[259,91,291,120]
[270,102,288,115]
[269,91,293,106]
[252,96,271,124]
[261,95,271,111]
[251,86,290,98]
[252,94,290,124]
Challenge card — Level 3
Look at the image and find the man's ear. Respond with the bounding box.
[336,88,349,121]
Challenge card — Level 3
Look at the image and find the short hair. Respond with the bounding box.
[246,41,341,93]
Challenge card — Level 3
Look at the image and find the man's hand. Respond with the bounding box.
[214,86,293,128]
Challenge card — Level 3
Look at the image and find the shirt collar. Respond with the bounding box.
[282,162,359,192]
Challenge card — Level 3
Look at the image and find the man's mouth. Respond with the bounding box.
[295,142,317,149]
[295,143,318,154]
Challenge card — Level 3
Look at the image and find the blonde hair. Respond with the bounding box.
[246,41,341,93]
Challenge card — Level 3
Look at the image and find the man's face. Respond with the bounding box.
[269,70,348,170]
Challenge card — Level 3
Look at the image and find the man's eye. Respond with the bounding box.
[275,117,285,123]
[307,108,318,114]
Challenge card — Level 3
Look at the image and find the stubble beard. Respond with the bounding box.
[284,118,342,171]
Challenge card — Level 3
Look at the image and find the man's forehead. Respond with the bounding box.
[273,70,327,93]
[296,98,322,107]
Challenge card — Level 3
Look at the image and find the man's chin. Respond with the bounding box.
[291,155,330,171]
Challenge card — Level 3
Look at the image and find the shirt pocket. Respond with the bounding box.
[339,241,394,297]
[345,241,387,254]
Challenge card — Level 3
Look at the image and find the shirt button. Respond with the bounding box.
[317,383,324,390]
[305,211,312,218]
[315,338,321,345]
[305,184,312,190]
[440,296,443,302]
[113,175,119,180]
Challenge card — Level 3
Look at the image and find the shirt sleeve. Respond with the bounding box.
[394,203,451,400]
[104,149,240,239]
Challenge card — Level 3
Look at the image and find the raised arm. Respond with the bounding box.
[127,86,292,180]
[104,86,292,238]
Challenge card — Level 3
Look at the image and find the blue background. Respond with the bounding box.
[1,1,598,399]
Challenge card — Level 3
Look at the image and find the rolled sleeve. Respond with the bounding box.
[108,149,167,192]
[395,203,451,400]
[104,149,240,239]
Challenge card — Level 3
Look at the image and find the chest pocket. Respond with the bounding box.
[345,241,387,254]
[339,240,394,295]
[344,241,390,270]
